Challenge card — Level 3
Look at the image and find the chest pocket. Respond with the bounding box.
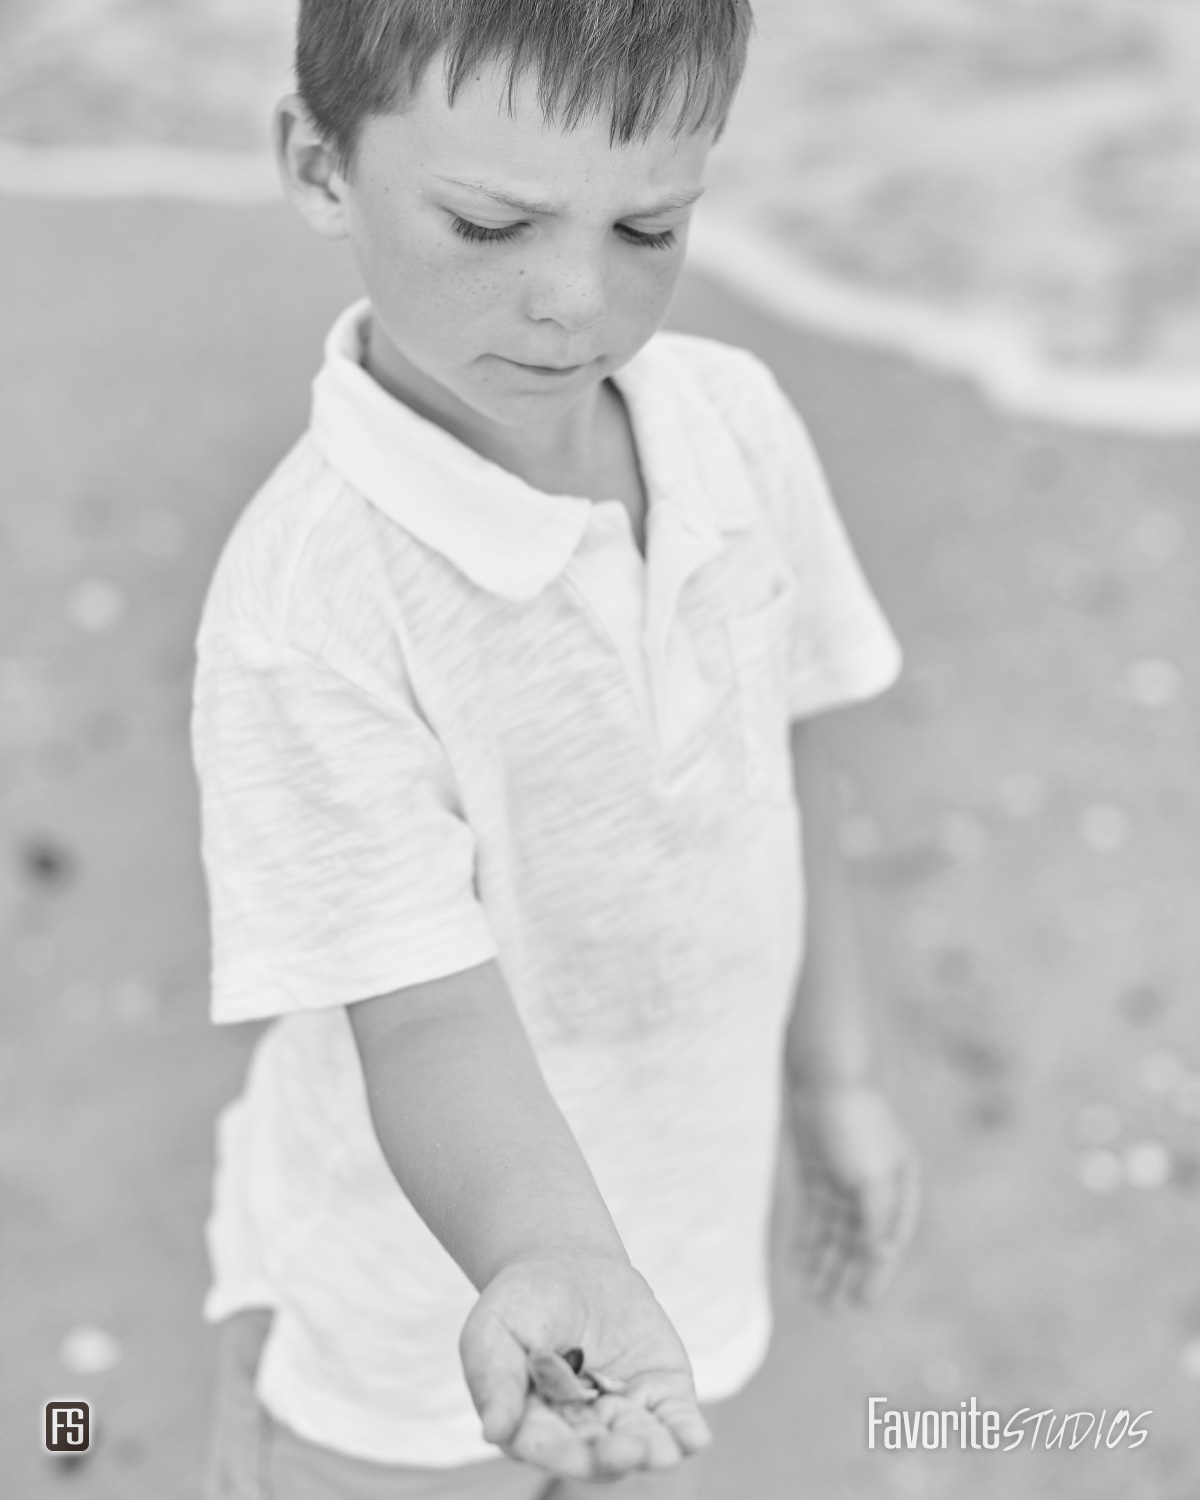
[727,580,796,803]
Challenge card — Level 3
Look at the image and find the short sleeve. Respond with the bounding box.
[192,633,498,1023]
[754,367,902,720]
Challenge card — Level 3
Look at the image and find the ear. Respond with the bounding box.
[273,93,352,240]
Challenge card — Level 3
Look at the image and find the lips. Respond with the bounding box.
[503,357,593,374]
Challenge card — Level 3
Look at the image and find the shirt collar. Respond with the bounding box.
[310,299,753,602]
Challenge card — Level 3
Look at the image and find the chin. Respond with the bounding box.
[473,382,599,425]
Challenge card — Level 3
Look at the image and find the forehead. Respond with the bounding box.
[356,53,715,202]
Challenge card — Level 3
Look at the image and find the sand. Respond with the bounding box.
[2,194,1199,1499]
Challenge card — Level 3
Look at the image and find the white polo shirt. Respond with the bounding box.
[193,301,901,1466]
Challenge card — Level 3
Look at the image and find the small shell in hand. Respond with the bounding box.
[527,1347,628,1406]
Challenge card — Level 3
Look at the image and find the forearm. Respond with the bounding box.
[785,719,878,1087]
[348,961,629,1290]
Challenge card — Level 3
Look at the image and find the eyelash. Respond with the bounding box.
[450,216,677,251]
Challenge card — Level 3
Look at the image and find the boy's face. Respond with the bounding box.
[283,58,715,433]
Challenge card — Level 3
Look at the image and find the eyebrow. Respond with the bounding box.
[434,175,705,218]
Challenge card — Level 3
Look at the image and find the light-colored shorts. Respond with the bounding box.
[203,1311,711,1500]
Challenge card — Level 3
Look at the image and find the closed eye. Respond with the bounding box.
[451,215,524,245]
[451,216,679,251]
[617,225,678,251]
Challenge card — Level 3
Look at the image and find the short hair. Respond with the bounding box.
[296,0,754,169]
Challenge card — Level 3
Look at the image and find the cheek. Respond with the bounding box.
[356,210,508,344]
[610,252,685,324]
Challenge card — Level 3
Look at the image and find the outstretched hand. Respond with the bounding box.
[787,1080,920,1307]
[459,1254,712,1481]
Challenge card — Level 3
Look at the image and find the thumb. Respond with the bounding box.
[853,1165,896,1246]
[851,1165,911,1301]
[459,1312,531,1446]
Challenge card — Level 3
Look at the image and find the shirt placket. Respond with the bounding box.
[562,506,655,730]
[643,501,725,768]
[564,501,724,772]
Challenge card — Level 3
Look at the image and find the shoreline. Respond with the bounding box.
[1,138,1197,437]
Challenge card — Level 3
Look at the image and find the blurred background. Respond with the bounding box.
[1,2,1199,1496]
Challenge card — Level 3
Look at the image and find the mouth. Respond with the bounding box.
[501,357,594,377]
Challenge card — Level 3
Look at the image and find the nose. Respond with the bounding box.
[524,245,606,333]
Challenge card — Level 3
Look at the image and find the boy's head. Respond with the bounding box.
[277,0,752,439]
[295,0,751,175]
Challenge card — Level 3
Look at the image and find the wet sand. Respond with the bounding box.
[2,196,1199,1499]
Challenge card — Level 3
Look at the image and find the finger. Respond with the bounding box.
[810,1231,848,1304]
[797,1220,830,1284]
[801,1184,856,1293]
[848,1163,919,1304]
[803,1221,844,1303]
[604,1402,685,1469]
[797,1179,843,1272]
[507,1402,596,1480]
[844,1181,913,1305]
[846,1224,900,1308]
[808,1205,856,1306]
[459,1315,533,1446]
[856,1161,904,1253]
[799,1171,863,1299]
[827,1199,877,1307]
[590,1422,657,1480]
[645,1393,713,1455]
[820,1216,870,1309]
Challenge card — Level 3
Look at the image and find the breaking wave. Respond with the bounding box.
[3,0,1198,432]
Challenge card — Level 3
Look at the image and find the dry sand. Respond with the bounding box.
[2,196,1199,1499]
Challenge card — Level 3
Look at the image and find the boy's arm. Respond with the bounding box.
[349,963,627,1286]
[784,717,921,1305]
[346,964,712,1480]
[785,717,878,1089]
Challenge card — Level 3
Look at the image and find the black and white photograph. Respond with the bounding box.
[2,2,1198,1497]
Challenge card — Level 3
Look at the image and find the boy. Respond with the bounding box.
[195,2,920,1496]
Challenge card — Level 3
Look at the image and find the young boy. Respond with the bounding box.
[194,2,920,1496]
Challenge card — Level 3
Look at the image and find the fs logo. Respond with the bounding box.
[46,1403,90,1453]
